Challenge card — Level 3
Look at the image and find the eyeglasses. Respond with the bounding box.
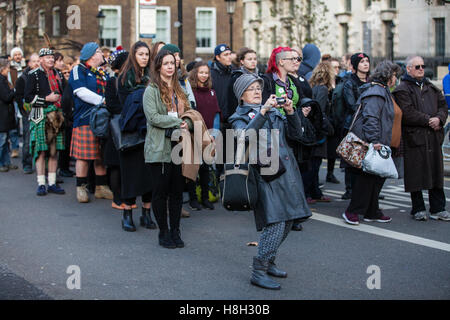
[283,57,303,62]
[63,71,70,75]
[245,87,262,92]
[414,64,426,70]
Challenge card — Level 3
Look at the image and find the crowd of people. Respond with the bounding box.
[0,40,449,290]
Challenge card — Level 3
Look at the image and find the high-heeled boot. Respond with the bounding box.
[140,207,157,229]
[122,209,136,232]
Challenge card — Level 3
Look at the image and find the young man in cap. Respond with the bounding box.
[24,48,66,196]
[211,44,233,121]
[69,42,113,203]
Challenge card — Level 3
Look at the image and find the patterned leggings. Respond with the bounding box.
[257,220,294,263]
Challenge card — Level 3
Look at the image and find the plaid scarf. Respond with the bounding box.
[47,68,62,108]
[85,63,107,95]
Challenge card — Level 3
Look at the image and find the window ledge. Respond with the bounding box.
[196,47,214,54]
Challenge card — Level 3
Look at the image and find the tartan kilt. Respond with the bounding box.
[29,105,65,164]
[70,125,101,160]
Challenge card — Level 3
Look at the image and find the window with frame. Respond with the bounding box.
[196,8,216,52]
[99,7,120,49]
[341,23,349,53]
[345,0,352,12]
[389,0,396,8]
[435,18,445,56]
[52,7,60,36]
[363,22,372,55]
[155,7,170,43]
[38,10,45,37]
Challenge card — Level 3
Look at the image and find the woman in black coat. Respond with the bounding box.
[116,41,156,232]
[0,59,18,172]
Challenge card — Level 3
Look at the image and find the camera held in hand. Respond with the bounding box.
[276,97,286,105]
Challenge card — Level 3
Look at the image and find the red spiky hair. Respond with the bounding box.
[266,46,293,74]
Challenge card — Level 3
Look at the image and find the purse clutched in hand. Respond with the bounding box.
[362,144,398,179]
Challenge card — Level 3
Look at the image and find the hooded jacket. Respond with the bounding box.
[298,44,321,80]
[350,82,394,146]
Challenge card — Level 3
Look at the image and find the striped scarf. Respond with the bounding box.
[85,63,107,95]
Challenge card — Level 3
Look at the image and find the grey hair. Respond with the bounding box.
[405,55,423,67]
[0,58,10,73]
[368,60,401,85]
[29,53,39,60]
[275,50,292,65]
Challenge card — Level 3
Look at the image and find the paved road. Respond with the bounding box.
[1,157,449,300]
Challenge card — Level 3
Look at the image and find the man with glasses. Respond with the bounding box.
[393,56,449,221]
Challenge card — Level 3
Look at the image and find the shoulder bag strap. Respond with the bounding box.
[348,104,362,131]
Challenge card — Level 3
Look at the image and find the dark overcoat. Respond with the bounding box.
[392,76,448,192]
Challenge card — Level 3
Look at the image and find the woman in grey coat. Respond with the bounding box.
[342,60,401,226]
[228,73,312,290]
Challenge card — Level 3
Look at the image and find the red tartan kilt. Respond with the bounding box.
[70,125,101,160]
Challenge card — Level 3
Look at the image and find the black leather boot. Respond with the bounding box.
[122,209,136,232]
[250,257,281,290]
[159,229,176,249]
[170,228,185,248]
[267,260,287,278]
[140,208,157,229]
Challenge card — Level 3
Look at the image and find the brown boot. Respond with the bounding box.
[181,208,190,218]
[77,184,90,203]
[95,185,114,200]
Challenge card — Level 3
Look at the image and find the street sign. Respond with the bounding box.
[139,1,156,39]
[139,0,156,6]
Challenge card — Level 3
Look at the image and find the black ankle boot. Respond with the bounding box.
[250,257,281,290]
[140,208,157,229]
[267,260,287,278]
[122,209,136,232]
[159,230,176,249]
[170,228,185,248]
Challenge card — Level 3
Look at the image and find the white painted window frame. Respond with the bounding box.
[98,5,122,50]
[155,6,171,43]
[195,7,216,54]
[38,9,45,37]
[52,6,60,37]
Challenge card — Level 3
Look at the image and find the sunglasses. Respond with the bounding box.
[283,57,303,62]
[414,64,426,70]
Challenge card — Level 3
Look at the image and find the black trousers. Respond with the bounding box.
[21,115,32,169]
[344,168,356,193]
[58,124,73,171]
[346,168,386,219]
[301,157,323,199]
[187,164,210,201]
[149,162,184,231]
[410,188,446,215]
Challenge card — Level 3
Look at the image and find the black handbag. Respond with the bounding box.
[110,114,145,152]
[220,135,258,211]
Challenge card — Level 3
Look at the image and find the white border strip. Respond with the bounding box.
[311,213,450,253]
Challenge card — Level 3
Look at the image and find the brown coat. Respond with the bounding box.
[392,76,448,192]
[180,109,215,181]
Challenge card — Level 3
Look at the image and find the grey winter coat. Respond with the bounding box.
[228,104,312,231]
[351,82,394,146]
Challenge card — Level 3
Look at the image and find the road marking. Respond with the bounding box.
[311,213,450,253]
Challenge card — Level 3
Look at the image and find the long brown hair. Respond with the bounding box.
[188,61,212,90]
[151,49,189,112]
[309,61,335,91]
[119,41,150,85]
[149,41,165,69]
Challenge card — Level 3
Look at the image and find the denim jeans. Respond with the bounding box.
[8,128,19,150]
[0,132,11,167]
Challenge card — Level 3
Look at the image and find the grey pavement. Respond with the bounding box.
[0,157,450,300]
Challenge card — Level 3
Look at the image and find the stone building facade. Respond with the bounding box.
[242,0,449,62]
[0,0,244,63]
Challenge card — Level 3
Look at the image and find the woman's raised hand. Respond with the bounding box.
[261,94,277,115]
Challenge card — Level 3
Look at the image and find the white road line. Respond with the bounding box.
[322,191,397,210]
[323,190,409,208]
[311,213,450,253]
